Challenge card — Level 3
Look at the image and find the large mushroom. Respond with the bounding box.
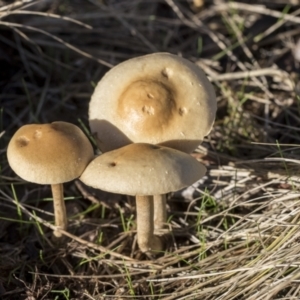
[80,143,206,253]
[7,122,94,240]
[88,53,216,231]
[89,52,216,153]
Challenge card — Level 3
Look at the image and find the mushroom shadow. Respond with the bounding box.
[90,119,203,154]
[158,139,202,154]
[89,119,133,152]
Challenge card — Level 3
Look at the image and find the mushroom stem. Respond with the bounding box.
[136,195,162,253]
[154,194,167,231]
[51,183,68,239]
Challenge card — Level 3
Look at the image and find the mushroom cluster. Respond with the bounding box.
[83,53,217,253]
[6,52,216,254]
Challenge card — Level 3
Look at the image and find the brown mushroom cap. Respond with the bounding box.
[7,122,94,184]
[89,52,217,153]
[80,143,206,196]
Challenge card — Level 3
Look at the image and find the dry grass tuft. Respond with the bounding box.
[1,0,300,299]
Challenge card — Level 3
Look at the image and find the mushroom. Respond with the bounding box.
[89,52,217,153]
[7,122,94,240]
[80,143,206,253]
[88,52,217,231]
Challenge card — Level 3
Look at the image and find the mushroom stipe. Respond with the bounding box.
[153,194,167,231]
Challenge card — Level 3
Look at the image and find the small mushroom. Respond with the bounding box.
[7,122,94,240]
[80,143,206,253]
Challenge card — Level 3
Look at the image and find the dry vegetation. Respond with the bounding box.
[1,0,300,299]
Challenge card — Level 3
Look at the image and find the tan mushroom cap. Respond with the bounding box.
[7,122,94,184]
[89,52,217,153]
[80,143,206,196]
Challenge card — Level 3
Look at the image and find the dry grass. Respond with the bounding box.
[1,0,300,299]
